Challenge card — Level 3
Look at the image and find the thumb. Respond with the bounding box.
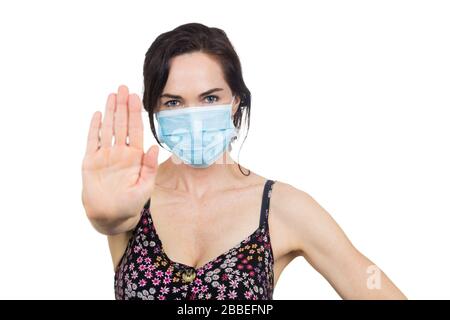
[138,145,159,193]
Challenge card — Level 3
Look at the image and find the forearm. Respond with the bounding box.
[87,212,140,235]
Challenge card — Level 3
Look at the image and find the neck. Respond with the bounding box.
[157,151,244,197]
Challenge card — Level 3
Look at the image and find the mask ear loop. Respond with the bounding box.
[230,94,240,137]
[232,96,251,176]
[230,95,235,108]
[226,94,249,176]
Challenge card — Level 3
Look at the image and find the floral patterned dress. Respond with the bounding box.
[114,179,276,300]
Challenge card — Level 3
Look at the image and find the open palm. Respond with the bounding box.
[81,85,159,226]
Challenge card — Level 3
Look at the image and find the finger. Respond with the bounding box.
[114,85,129,146]
[128,93,144,149]
[85,111,102,155]
[100,93,116,148]
[139,145,159,192]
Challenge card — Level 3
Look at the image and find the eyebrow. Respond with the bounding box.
[160,88,224,100]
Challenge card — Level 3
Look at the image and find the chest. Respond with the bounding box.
[148,186,267,270]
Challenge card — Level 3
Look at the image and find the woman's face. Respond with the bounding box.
[157,51,239,114]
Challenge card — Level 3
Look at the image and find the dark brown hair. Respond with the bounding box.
[142,22,251,175]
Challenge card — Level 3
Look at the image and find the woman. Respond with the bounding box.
[81,23,406,300]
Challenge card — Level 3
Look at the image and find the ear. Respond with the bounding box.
[231,96,241,116]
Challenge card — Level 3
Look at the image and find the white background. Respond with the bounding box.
[0,0,449,299]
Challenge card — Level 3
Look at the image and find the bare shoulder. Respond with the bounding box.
[271,180,313,209]
[270,180,340,256]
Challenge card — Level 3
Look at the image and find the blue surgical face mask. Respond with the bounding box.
[155,95,237,168]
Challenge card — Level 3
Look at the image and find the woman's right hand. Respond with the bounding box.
[81,85,159,234]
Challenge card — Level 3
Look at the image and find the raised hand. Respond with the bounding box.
[81,85,159,234]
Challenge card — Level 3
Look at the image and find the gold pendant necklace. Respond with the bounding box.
[182,268,196,283]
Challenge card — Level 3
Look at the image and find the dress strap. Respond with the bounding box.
[259,179,276,228]
[144,198,151,210]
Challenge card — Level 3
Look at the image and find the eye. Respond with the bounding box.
[204,95,219,104]
[163,100,180,107]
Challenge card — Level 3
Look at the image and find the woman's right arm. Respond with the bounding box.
[81,85,159,236]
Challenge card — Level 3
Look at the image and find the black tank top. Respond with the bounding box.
[114,179,276,300]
